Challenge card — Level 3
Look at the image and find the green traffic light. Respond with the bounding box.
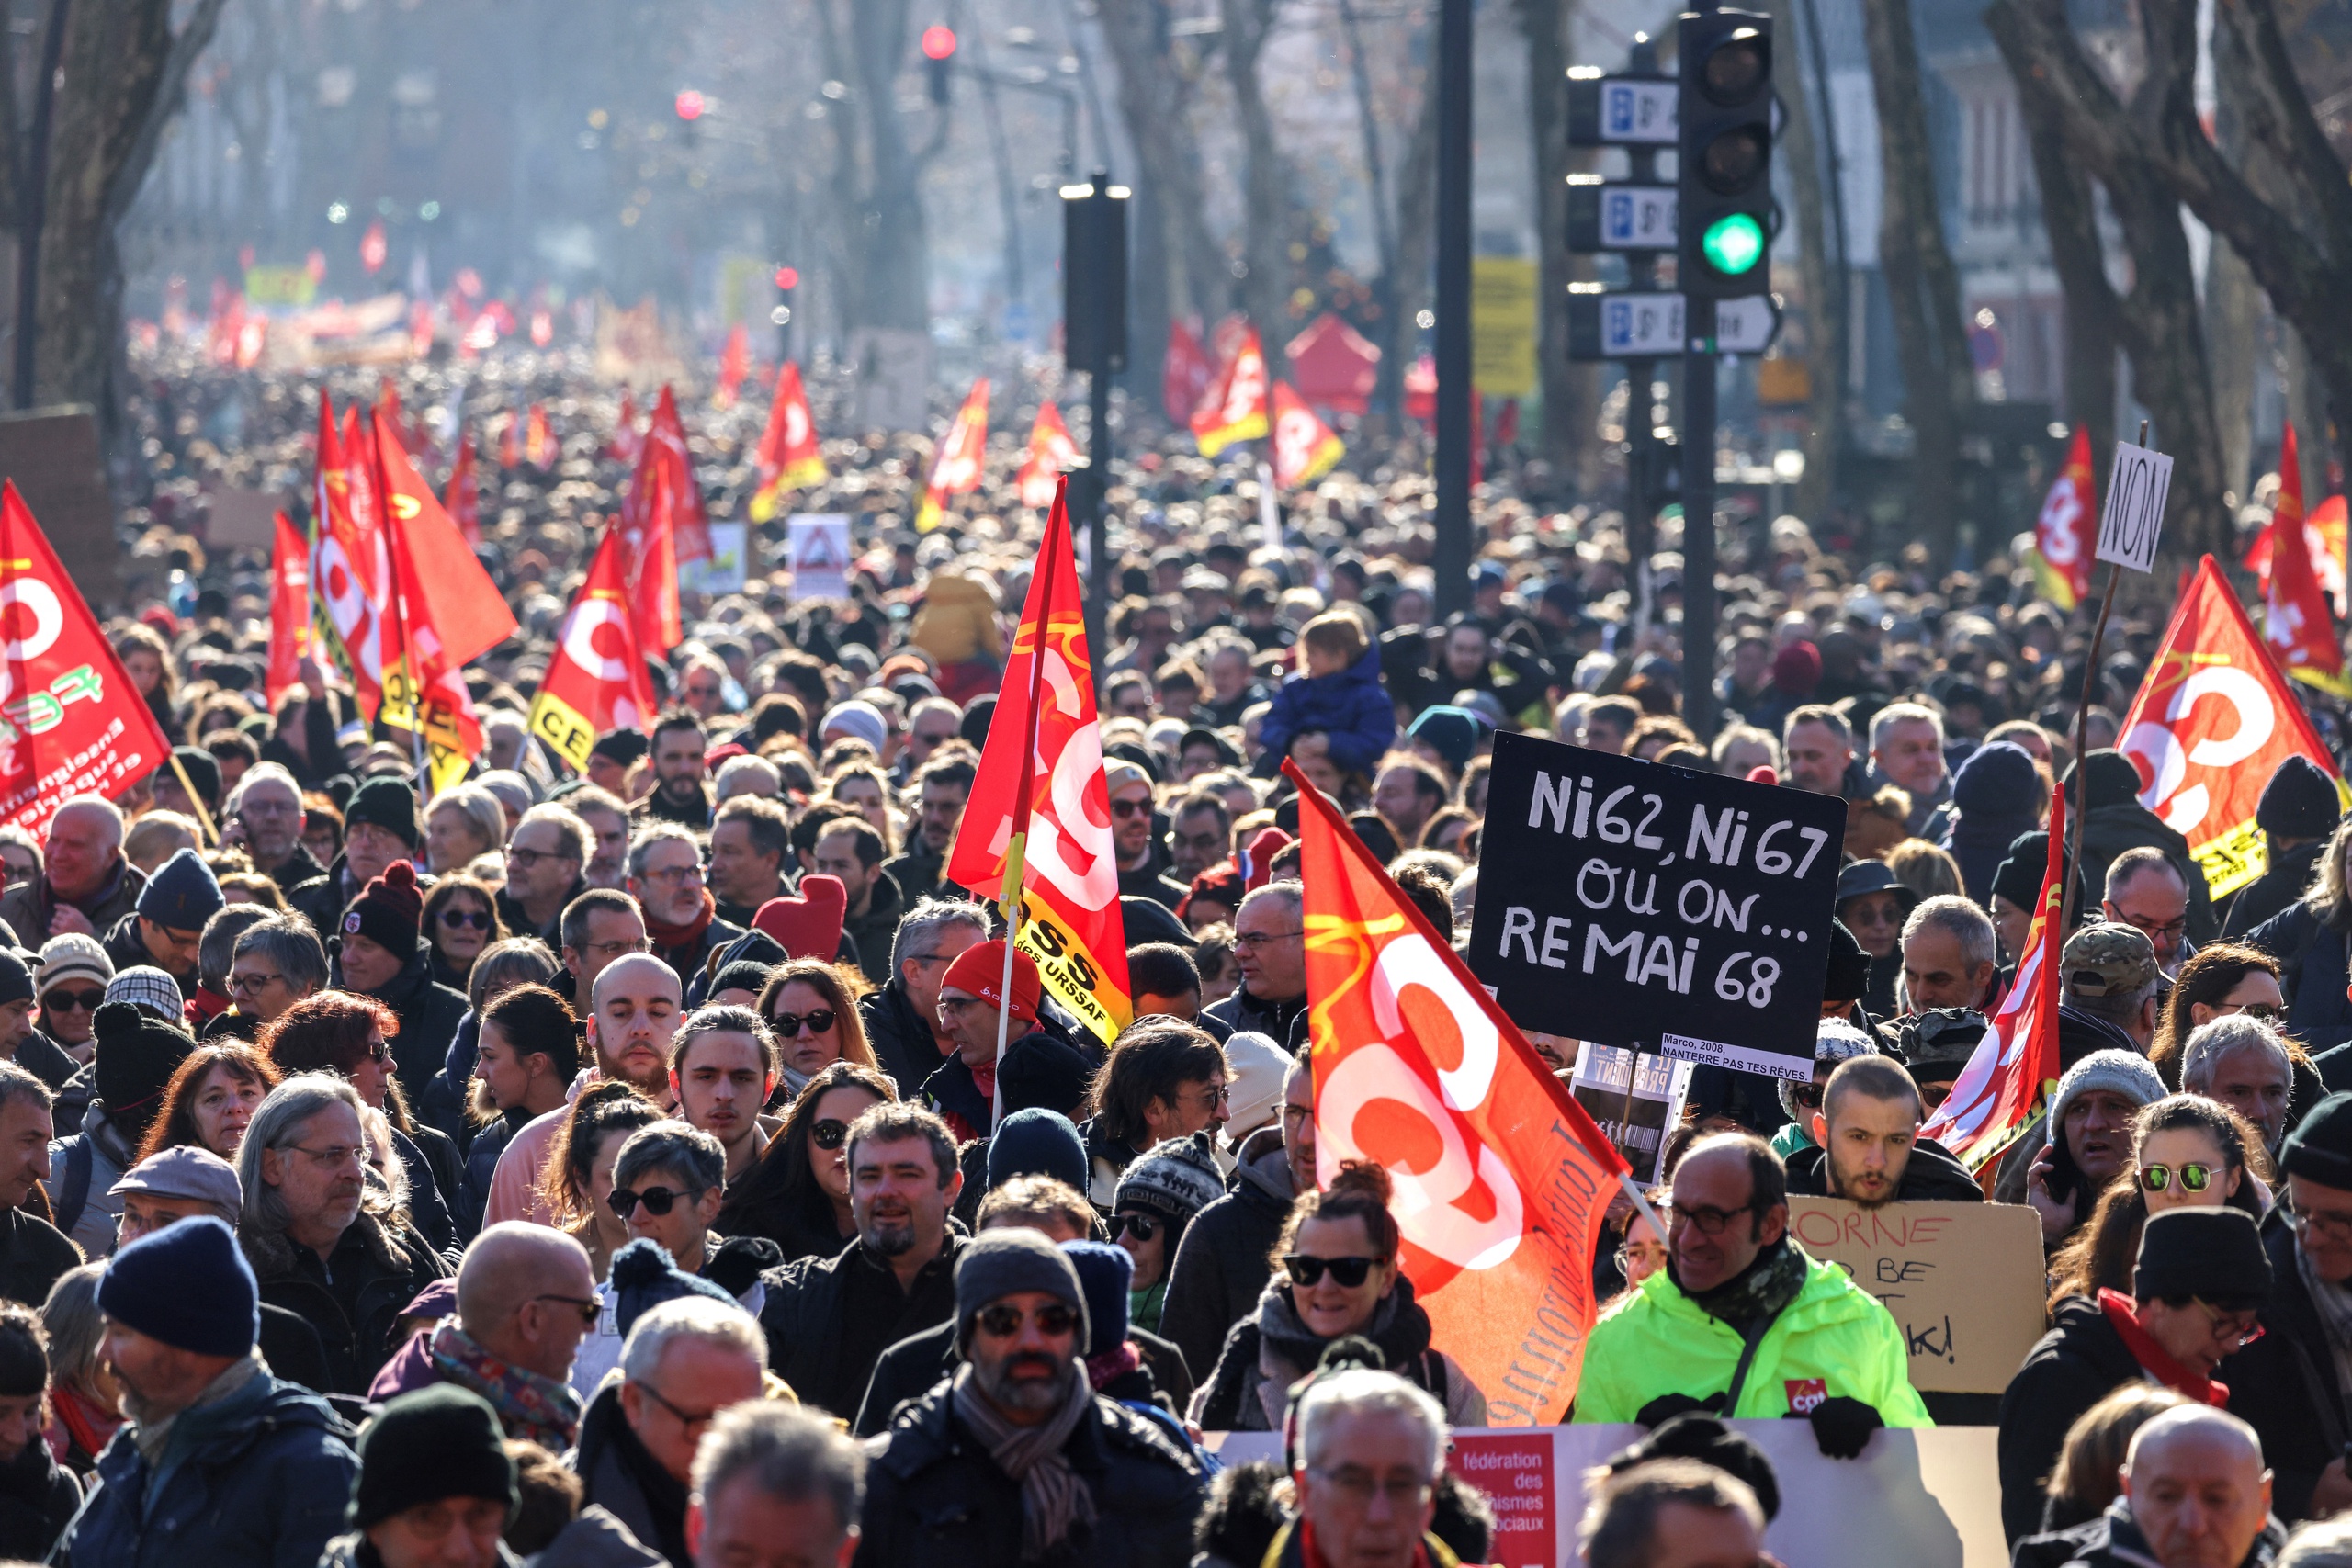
[1702,213,1765,276]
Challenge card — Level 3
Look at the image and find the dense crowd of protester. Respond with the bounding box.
[0,350,2345,1565]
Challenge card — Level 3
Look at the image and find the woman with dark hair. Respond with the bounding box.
[2046,1093,2270,1307]
[457,982,581,1237]
[1192,1161,1487,1430]
[135,1043,281,1162]
[536,1081,664,1280]
[259,992,460,1255]
[754,960,878,1101]
[714,1061,893,1261]
[421,874,505,994]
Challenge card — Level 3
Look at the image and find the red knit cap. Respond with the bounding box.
[940,939,1041,1024]
[342,860,422,955]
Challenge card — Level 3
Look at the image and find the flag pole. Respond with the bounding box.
[2063,417,2145,931]
[991,480,1067,1126]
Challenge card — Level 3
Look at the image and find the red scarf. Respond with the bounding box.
[2098,1290,2232,1405]
[645,888,716,955]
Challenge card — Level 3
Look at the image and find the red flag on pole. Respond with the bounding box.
[311,396,388,710]
[2259,423,2350,696]
[2033,427,2094,610]
[609,391,642,464]
[445,432,481,547]
[1270,381,1345,489]
[915,378,990,534]
[1918,788,2065,1169]
[716,322,749,409]
[265,511,314,708]
[1289,756,1630,1424]
[1164,321,1212,424]
[1191,327,1271,457]
[616,453,684,656]
[527,526,658,773]
[749,362,825,523]
[947,482,1132,1043]
[1013,402,1079,510]
[644,387,712,563]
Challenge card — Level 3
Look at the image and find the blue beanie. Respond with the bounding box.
[986,1108,1088,1194]
[98,1215,256,1358]
[1951,741,2038,815]
[136,848,224,932]
[1061,1240,1132,1359]
[1407,706,1480,774]
[609,1237,734,1339]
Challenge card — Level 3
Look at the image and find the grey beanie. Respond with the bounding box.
[1779,1019,1879,1122]
[2042,1048,2166,1148]
[953,1229,1089,1354]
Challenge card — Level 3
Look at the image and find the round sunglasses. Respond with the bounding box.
[610,1184,707,1219]
[40,988,103,1013]
[2140,1162,2214,1194]
[811,1119,851,1151]
[1284,1254,1379,1289]
[438,908,492,931]
[771,1009,835,1038]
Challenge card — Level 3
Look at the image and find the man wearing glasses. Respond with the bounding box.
[1573,1134,1928,1451]
[581,1297,767,1565]
[2220,1093,2352,1524]
[498,805,593,948]
[629,823,743,988]
[1997,1207,2272,1545]
[854,1229,1204,1566]
[1108,762,1188,910]
[1271,1370,1460,1568]
[1205,883,1310,1044]
[2104,847,2207,981]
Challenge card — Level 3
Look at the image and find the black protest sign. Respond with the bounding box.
[1470,731,1842,1081]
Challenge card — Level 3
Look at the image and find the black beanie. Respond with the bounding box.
[1991,832,2051,911]
[2066,750,2147,812]
[2133,1207,2271,1306]
[342,861,424,957]
[91,1001,195,1140]
[1822,918,1871,1005]
[2258,754,2342,841]
[167,746,221,810]
[344,776,421,851]
[2284,1092,2352,1190]
[351,1385,517,1529]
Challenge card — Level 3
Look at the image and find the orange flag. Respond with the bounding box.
[946,482,1131,1043]
[1013,402,1079,510]
[445,431,481,547]
[526,403,557,469]
[644,386,712,563]
[1920,788,2065,1169]
[527,526,658,773]
[2121,554,2350,900]
[2261,423,2350,696]
[265,511,314,708]
[915,378,990,533]
[750,362,825,522]
[1191,326,1271,457]
[1290,756,1630,1425]
[2033,427,2094,610]
[1271,381,1344,489]
[716,322,749,408]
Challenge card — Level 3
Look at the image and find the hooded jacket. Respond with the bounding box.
[2225,840,2326,942]
[1571,1247,1932,1430]
[2247,899,2352,1054]
[1159,1128,1297,1387]
[1783,1136,1986,1204]
[1192,1273,1486,1433]
[1251,644,1397,780]
[45,1099,142,1258]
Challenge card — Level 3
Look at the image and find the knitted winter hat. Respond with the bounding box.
[2258,754,2343,840]
[350,1385,517,1530]
[1061,1240,1133,1359]
[103,966,182,1021]
[1221,1031,1291,1140]
[168,746,222,810]
[2284,1093,2352,1190]
[940,940,1041,1024]
[98,1215,255,1358]
[2042,1048,2166,1149]
[136,848,225,932]
[609,1236,736,1340]
[1950,742,2038,816]
[91,1000,195,1139]
[1779,1020,1877,1122]
[35,933,112,998]
[2133,1207,2271,1307]
[344,776,422,851]
[985,1108,1089,1193]
[1113,1130,1227,1230]
[343,861,424,956]
[953,1229,1088,1355]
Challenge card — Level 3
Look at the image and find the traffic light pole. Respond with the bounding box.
[1086,368,1112,683]
[1682,299,1718,740]
[1432,0,1474,622]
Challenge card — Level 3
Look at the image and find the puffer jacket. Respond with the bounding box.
[1159,1128,1296,1387]
[1192,1274,1486,1433]
[1251,644,1396,780]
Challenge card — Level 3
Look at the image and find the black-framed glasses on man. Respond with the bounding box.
[530,1294,602,1326]
[1234,930,1304,952]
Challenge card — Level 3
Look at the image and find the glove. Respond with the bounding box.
[1804,1395,1883,1460]
[1635,1393,1721,1430]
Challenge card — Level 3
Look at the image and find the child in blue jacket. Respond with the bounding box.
[1252,611,1397,779]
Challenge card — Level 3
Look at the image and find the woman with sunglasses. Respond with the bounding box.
[422,874,506,994]
[1108,1133,1227,1335]
[715,1061,894,1261]
[755,959,880,1102]
[2047,1095,2269,1308]
[30,934,111,1070]
[259,992,460,1257]
[2151,944,2290,1089]
[537,1082,665,1280]
[1191,1160,1487,1431]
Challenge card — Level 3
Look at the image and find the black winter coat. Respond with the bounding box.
[861,979,944,1099]
[1997,1295,2143,1545]
[0,1205,77,1310]
[851,1319,1196,1438]
[1158,1130,1295,1388]
[358,947,472,1106]
[571,1381,688,1567]
[243,1213,449,1396]
[1201,986,1306,1047]
[756,1234,967,1419]
[0,1423,76,1562]
[2224,840,2325,940]
[2218,1212,2350,1523]
[2041,1499,2283,1568]
[1783,1137,1985,1203]
[852,1379,1206,1568]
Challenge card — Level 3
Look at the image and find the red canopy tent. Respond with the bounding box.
[1284,312,1381,415]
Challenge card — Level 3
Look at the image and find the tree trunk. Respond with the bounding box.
[2204,240,2258,506]
[1516,0,1585,492]
[1760,0,1843,522]
[844,0,932,335]
[1220,0,1293,378]
[1858,0,1975,564]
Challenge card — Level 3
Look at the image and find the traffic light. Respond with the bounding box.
[1677,9,1772,300]
[922,26,956,106]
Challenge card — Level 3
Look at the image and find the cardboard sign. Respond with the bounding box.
[1569,1042,1692,1185]
[678,520,747,596]
[1471,731,1844,1081]
[2096,439,2172,574]
[787,513,853,600]
[1788,1197,2048,1393]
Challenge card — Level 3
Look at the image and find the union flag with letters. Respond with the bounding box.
[915,378,990,534]
[2032,426,2093,611]
[528,526,657,772]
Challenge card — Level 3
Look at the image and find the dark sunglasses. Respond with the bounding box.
[2141,1162,2214,1194]
[811,1119,851,1151]
[1285,1254,1379,1289]
[1107,1213,1160,1243]
[40,989,103,1013]
[1790,1084,1826,1111]
[439,908,492,931]
[531,1293,602,1326]
[1109,798,1151,818]
[974,1302,1080,1338]
[610,1184,705,1219]
[364,1040,394,1067]
[771,1009,836,1038]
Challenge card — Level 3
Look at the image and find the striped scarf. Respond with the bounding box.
[949,1359,1096,1559]
[429,1323,584,1450]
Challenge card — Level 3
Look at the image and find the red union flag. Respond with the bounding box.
[1919,789,2064,1169]
[1014,402,1078,510]
[0,483,172,835]
[1164,321,1212,424]
[749,362,825,523]
[2120,554,2348,900]
[311,395,388,708]
[1271,381,1344,489]
[2258,423,2350,696]
[445,430,481,547]
[915,378,990,534]
[947,484,1132,1044]
[265,511,313,707]
[644,386,712,563]
[528,527,657,772]
[1191,326,1271,457]
[2033,426,2094,610]
[1291,758,1629,1424]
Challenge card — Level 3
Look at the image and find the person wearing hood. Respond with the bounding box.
[2071,750,2219,945]
[2223,754,2340,939]
[1250,615,1396,783]
[1996,1208,2272,1545]
[2017,1048,2169,1250]
[1938,742,2047,906]
[1161,1055,1314,1387]
[2248,818,2352,1053]
[1193,1162,1487,1432]
[46,999,195,1258]
[97,848,222,1002]
[1785,1055,1984,1205]
[332,861,470,1107]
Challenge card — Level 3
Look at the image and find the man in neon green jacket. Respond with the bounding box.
[1572,1133,1930,1454]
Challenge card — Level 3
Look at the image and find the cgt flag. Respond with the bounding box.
[2120,554,2350,900]
[2033,426,2094,611]
[946,482,1132,1044]
[1919,788,2064,1169]
[915,378,990,533]
[528,526,657,772]
[1290,757,1630,1425]
[1014,402,1079,510]
[445,430,481,547]
[1271,381,1344,490]
[2258,423,2350,697]
[749,362,826,523]
[1164,321,1212,425]
[0,482,173,836]
[1191,326,1270,457]
[644,386,713,563]
[265,511,314,708]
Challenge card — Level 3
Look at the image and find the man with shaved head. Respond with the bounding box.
[0,796,141,942]
[2054,1406,2278,1568]
[375,1223,598,1448]
[1785,1055,1983,1207]
[483,952,684,1225]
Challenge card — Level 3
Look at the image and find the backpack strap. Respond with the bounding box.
[52,1138,91,1235]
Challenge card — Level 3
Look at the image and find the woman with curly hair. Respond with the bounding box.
[536,1080,665,1280]
[715,1060,894,1260]
[135,1043,281,1162]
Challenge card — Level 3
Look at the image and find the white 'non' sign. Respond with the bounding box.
[2096,440,2172,574]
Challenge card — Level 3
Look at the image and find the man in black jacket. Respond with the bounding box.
[1159,1056,1312,1384]
[858,898,988,1097]
[1784,1055,1984,1205]
[1204,883,1307,1043]
[853,1230,1204,1568]
[756,1102,967,1419]
[330,863,469,1106]
[0,1065,73,1309]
